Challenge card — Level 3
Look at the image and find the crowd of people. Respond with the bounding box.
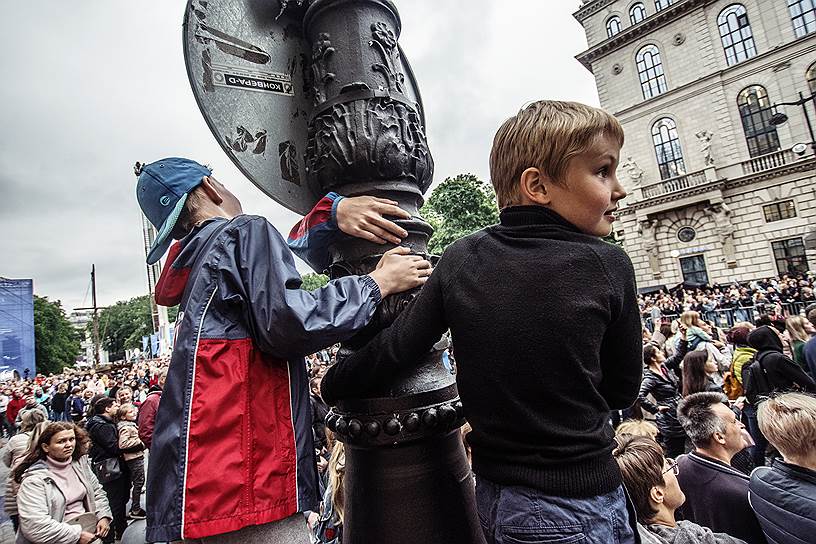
[0,359,169,542]
[616,300,816,543]
[638,273,816,329]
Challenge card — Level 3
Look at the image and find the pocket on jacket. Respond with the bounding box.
[501,525,586,544]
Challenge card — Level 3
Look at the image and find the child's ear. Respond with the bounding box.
[199,176,224,206]
[519,167,552,206]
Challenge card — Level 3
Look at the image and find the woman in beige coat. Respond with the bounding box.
[12,422,112,544]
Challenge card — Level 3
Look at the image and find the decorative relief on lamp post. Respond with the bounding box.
[311,32,336,105]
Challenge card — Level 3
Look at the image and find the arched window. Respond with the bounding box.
[652,118,686,179]
[606,16,623,38]
[718,5,757,66]
[630,3,647,24]
[807,61,816,94]
[655,0,676,11]
[636,45,668,99]
[788,0,816,38]
[737,85,781,157]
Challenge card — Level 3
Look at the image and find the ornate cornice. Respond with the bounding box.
[573,0,617,24]
[618,157,816,214]
[575,0,712,72]
[724,158,816,189]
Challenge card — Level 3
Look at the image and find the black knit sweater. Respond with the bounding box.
[322,206,643,497]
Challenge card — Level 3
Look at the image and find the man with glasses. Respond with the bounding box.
[676,392,767,544]
[613,434,745,543]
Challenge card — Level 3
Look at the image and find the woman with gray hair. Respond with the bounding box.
[2,410,46,531]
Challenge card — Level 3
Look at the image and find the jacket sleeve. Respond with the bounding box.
[287,193,345,273]
[637,376,660,415]
[665,340,689,376]
[596,247,643,410]
[82,458,112,522]
[118,426,144,451]
[16,475,83,544]
[321,251,450,406]
[90,422,122,458]
[137,397,158,449]
[777,355,816,392]
[1,440,13,468]
[232,216,381,361]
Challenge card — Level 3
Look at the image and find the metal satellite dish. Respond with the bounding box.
[183,0,426,215]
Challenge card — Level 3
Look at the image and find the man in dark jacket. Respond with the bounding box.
[676,392,766,544]
[87,397,145,542]
[749,393,816,544]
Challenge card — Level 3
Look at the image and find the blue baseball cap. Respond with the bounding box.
[135,157,212,264]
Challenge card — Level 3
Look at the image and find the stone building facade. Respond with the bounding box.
[574,0,816,290]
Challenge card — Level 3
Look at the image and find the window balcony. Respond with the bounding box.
[640,170,709,198]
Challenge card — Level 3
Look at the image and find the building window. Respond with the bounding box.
[606,16,623,38]
[717,5,757,66]
[773,238,809,274]
[630,3,647,24]
[788,0,816,38]
[807,61,816,93]
[655,0,676,11]
[652,118,686,179]
[680,255,709,285]
[737,85,781,157]
[763,200,797,222]
[636,45,668,99]
[677,226,697,243]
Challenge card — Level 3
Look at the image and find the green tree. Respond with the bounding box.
[421,173,500,255]
[33,296,81,374]
[91,295,179,361]
[301,273,329,291]
[93,295,152,360]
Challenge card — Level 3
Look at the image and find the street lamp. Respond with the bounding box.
[769,91,816,155]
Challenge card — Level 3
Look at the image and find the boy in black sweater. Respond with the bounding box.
[322,101,642,544]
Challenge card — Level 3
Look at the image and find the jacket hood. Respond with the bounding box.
[748,325,783,352]
[155,217,228,306]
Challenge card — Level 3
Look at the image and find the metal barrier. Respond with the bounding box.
[643,302,812,332]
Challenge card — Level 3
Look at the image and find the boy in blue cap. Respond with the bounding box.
[134,157,430,543]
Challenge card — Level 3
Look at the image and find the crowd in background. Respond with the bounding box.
[3,274,816,544]
[638,272,816,330]
[0,358,169,543]
[616,279,816,544]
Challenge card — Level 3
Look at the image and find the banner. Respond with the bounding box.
[0,278,36,378]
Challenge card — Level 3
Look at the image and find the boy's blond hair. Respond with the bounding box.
[758,393,816,460]
[615,419,659,441]
[489,101,624,209]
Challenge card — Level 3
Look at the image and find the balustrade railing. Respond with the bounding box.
[641,170,708,199]
[740,148,793,175]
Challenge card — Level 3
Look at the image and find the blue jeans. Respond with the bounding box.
[476,477,636,544]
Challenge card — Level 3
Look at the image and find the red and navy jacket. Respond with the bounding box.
[145,206,380,542]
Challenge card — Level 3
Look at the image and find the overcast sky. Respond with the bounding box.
[0,0,598,312]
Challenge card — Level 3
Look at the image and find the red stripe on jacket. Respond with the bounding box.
[182,338,298,539]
